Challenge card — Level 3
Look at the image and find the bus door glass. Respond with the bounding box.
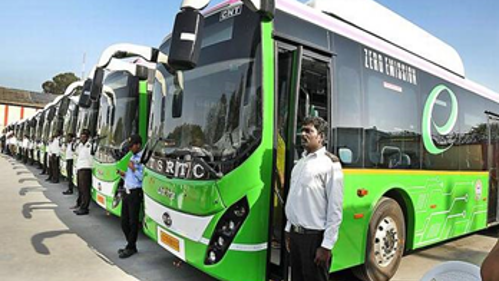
[270,42,331,280]
[487,115,499,224]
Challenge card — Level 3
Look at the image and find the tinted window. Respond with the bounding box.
[333,36,363,167]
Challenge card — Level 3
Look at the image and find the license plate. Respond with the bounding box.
[96,193,106,208]
[160,230,180,252]
[157,227,185,260]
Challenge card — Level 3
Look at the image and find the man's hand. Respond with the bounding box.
[117,170,125,177]
[314,247,331,267]
[128,161,136,172]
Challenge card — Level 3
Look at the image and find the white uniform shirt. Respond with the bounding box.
[76,142,93,170]
[285,147,344,250]
[22,138,29,149]
[50,137,61,157]
[66,142,74,160]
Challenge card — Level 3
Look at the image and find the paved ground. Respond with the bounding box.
[0,155,214,281]
[0,154,497,281]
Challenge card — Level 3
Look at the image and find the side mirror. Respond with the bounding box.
[242,0,275,19]
[90,68,105,102]
[168,8,205,71]
[339,148,353,164]
[78,92,92,108]
[47,108,56,121]
[58,97,70,117]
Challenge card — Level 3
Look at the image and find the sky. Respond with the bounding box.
[0,0,498,93]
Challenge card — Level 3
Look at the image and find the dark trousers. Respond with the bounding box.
[28,149,33,165]
[23,149,28,163]
[290,231,330,281]
[121,189,143,251]
[77,169,92,211]
[42,153,48,174]
[52,155,60,182]
[66,159,74,191]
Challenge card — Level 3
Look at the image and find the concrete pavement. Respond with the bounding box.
[0,155,214,281]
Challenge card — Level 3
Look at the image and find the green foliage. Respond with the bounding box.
[42,72,80,95]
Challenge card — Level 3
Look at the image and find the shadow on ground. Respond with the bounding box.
[19,161,215,281]
[32,230,75,255]
[19,186,46,196]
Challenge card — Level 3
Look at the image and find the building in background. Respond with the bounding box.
[0,86,57,131]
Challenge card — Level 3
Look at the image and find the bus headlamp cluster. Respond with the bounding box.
[205,197,250,265]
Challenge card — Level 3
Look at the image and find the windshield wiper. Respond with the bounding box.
[140,136,165,164]
[191,155,223,179]
[167,147,222,179]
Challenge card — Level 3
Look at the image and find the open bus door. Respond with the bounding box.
[269,41,332,281]
[486,112,499,225]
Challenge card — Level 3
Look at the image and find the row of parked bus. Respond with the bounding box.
[3,0,499,280]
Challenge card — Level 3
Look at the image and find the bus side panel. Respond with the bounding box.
[332,170,488,271]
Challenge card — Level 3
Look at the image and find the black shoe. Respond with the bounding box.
[45,178,52,182]
[118,248,126,255]
[62,190,73,195]
[75,209,89,215]
[52,180,60,184]
[70,205,80,210]
[119,248,137,259]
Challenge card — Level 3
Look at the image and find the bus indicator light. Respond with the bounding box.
[354,214,364,219]
[357,189,369,197]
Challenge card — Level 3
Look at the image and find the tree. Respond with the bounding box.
[42,72,80,95]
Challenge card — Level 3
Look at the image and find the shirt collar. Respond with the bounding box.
[302,146,326,159]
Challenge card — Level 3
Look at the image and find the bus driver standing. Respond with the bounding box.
[285,116,344,281]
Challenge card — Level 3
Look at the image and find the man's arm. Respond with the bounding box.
[132,159,144,182]
[321,162,344,250]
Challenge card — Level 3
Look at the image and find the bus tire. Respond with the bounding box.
[353,197,405,281]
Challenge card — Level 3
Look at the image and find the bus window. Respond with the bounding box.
[364,73,420,169]
[295,55,330,157]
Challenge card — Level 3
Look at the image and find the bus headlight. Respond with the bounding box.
[204,197,249,265]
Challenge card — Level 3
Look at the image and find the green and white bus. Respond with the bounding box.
[71,78,99,187]
[89,44,159,216]
[33,110,45,165]
[56,81,84,178]
[141,0,499,280]
[38,102,58,169]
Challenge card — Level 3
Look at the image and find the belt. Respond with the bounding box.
[124,188,142,194]
[290,225,324,235]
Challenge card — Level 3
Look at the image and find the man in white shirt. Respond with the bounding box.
[285,116,344,281]
[74,129,93,216]
[45,136,54,182]
[63,133,75,195]
[49,131,62,183]
[22,134,29,163]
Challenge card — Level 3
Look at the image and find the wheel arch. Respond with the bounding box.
[383,188,416,252]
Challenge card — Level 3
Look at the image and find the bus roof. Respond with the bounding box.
[276,0,499,102]
[305,0,464,77]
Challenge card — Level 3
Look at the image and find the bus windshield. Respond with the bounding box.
[35,115,43,142]
[148,5,262,178]
[75,104,98,139]
[63,100,78,139]
[42,109,53,143]
[95,71,139,162]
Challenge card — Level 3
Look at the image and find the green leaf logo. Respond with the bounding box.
[422,85,458,155]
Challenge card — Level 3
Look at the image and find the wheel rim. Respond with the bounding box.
[373,216,399,268]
